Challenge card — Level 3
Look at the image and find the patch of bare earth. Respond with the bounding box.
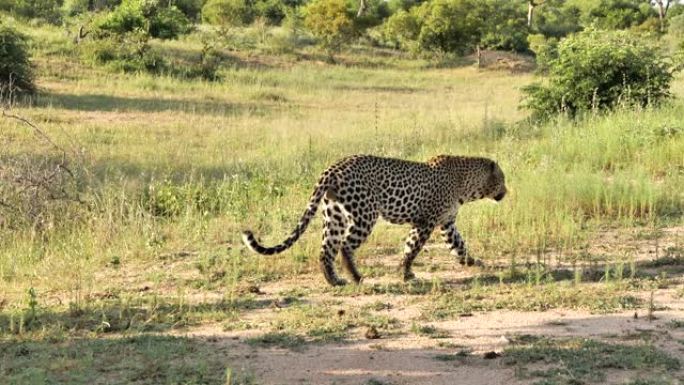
[156,227,684,385]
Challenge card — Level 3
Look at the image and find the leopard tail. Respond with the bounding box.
[241,173,334,255]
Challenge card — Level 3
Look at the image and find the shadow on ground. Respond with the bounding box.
[36,92,276,116]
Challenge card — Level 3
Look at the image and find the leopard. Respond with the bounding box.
[242,154,507,286]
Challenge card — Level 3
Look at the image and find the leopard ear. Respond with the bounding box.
[490,160,497,173]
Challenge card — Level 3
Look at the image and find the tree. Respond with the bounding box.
[304,0,356,60]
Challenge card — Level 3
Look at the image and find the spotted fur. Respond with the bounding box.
[242,154,507,286]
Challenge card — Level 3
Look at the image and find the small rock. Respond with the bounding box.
[247,285,262,294]
[483,351,501,359]
[365,326,380,339]
[337,309,346,316]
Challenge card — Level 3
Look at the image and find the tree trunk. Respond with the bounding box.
[357,0,367,17]
[655,0,670,33]
[527,1,534,27]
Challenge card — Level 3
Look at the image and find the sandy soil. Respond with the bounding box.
[167,227,684,385]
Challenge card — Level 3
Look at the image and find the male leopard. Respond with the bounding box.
[242,155,507,286]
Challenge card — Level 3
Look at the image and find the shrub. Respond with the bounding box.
[80,31,166,74]
[478,0,528,52]
[383,9,421,51]
[92,0,192,40]
[92,0,146,37]
[0,25,35,98]
[62,0,121,16]
[521,28,673,121]
[303,0,356,58]
[585,0,657,31]
[202,0,254,27]
[10,0,64,24]
[254,0,287,25]
[173,0,204,21]
[415,0,481,55]
[527,33,558,73]
[532,0,581,39]
[148,6,193,39]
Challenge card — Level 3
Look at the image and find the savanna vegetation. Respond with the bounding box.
[0,0,683,384]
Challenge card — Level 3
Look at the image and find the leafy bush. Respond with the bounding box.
[8,0,64,24]
[148,6,192,39]
[62,0,121,16]
[383,9,421,51]
[173,0,204,20]
[254,0,287,25]
[532,0,582,39]
[202,0,254,27]
[478,0,528,52]
[383,0,529,55]
[527,33,558,73]
[304,0,356,57]
[585,0,657,31]
[414,0,480,55]
[92,0,191,40]
[0,25,35,97]
[80,31,166,74]
[522,28,674,121]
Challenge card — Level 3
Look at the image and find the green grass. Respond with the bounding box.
[0,18,683,384]
[0,335,230,385]
[504,337,681,385]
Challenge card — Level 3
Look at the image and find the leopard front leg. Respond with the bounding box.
[401,224,434,281]
[440,220,476,266]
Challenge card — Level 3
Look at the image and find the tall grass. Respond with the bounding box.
[0,28,682,309]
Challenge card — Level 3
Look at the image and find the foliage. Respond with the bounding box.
[148,5,193,39]
[173,0,205,20]
[61,0,122,16]
[527,33,558,73]
[522,28,674,120]
[254,0,287,25]
[414,0,481,55]
[354,0,392,31]
[478,0,528,52]
[382,9,421,51]
[202,0,255,27]
[533,0,582,38]
[92,0,192,40]
[383,0,529,54]
[80,31,166,74]
[585,0,658,31]
[7,0,64,24]
[0,25,35,97]
[304,0,356,56]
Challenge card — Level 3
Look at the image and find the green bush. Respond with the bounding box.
[80,31,166,74]
[148,6,193,39]
[415,0,480,55]
[62,0,121,16]
[202,0,254,27]
[10,0,64,24]
[532,0,582,39]
[521,28,673,121]
[383,9,421,51]
[478,0,528,52]
[173,0,204,21]
[527,33,558,73]
[93,0,191,39]
[254,0,287,25]
[585,0,657,31]
[0,25,35,97]
[304,0,356,57]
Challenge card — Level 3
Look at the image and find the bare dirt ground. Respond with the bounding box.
[166,227,684,385]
